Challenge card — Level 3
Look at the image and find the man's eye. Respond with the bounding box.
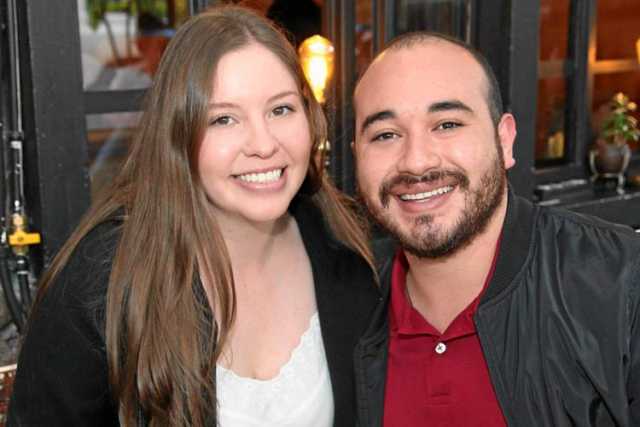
[210,115,236,127]
[271,105,294,117]
[435,121,462,131]
[371,132,399,142]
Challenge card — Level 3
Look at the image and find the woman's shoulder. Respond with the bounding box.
[27,216,125,351]
[60,217,124,297]
[9,217,123,425]
[37,215,124,321]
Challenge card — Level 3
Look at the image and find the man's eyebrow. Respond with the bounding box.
[358,101,474,135]
[428,100,474,114]
[360,110,396,135]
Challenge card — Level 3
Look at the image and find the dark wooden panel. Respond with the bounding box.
[21,0,90,265]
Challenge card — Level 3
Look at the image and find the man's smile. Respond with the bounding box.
[398,185,454,201]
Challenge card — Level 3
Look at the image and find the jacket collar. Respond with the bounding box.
[479,187,536,305]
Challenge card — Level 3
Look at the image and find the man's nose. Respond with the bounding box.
[396,133,441,176]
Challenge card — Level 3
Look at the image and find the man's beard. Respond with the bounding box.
[362,140,506,259]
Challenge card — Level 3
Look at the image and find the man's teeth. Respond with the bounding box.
[237,168,283,184]
[399,185,453,201]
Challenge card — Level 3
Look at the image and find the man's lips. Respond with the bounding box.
[397,184,455,201]
[379,170,469,208]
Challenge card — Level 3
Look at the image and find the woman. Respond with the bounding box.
[8,6,379,427]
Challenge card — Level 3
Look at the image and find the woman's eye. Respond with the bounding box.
[435,121,462,131]
[371,131,399,142]
[271,105,294,117]
[210,115,235,127]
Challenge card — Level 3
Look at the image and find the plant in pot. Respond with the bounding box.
[590,92,640,191]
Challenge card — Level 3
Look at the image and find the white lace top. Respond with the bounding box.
[216,312,334,427]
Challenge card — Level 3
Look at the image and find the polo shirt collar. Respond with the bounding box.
[390,236,501,338]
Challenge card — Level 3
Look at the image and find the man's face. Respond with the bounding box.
[353,41,516,258]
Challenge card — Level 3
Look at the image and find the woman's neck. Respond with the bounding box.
[218,213,298,275]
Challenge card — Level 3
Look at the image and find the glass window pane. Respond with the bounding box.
[79,0,189,92]
[356,0,373,77]
[395,0,471,41]
[231,0,323,48]
[232,0,272,15]
[539,1,569,60]
[536,0,570,165]
[266,0,322,47]
[596,0,640,60]
[592,0,640,154]
[86,112,141,198]
[536,77,568,162]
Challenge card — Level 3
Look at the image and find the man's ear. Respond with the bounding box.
[497,113,517,170]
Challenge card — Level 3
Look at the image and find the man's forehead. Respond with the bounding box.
[360,39,479,80]
[354,41,487,116]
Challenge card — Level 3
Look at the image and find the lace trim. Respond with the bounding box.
[216,312,330,421]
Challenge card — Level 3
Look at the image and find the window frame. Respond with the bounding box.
[17,0,90,267]
[16,0,210,265]
[533,0,591,184]
[533,0,640,184]
[509,0,640,227]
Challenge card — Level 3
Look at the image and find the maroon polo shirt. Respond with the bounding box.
[383,244,506,427]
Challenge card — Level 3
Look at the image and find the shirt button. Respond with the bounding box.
[435,342,447,354]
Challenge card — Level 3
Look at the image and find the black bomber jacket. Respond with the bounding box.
[8,196,380,427]
[354,190,640,427]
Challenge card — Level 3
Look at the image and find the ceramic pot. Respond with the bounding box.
[590,143,631,175]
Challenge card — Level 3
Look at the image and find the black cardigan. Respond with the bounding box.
[8,197,380,426]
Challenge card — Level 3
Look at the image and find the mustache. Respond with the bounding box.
[379,169,469,207]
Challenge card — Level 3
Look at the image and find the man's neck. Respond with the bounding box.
[404,196,507,333]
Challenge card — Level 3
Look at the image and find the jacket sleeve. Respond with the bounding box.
[627,253,640,425]
[7,224,120,426]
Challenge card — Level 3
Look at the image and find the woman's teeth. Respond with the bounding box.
[237,168,283,184]
[399,185,453,201]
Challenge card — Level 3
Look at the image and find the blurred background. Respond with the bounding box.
[0,0,639,419]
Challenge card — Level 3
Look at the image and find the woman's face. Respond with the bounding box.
[198,43,312,227]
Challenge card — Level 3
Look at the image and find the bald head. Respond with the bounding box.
[355,32,504,127]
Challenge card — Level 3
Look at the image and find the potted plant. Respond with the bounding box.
[84,0,172,66]
[590,92,639,181]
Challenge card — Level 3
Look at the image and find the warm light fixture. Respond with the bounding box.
[637,38,640,63]
[298,35,335,104]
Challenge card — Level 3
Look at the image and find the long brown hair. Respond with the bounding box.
[32,5,373,427]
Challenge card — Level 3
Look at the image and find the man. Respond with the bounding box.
[352,32,640,426]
